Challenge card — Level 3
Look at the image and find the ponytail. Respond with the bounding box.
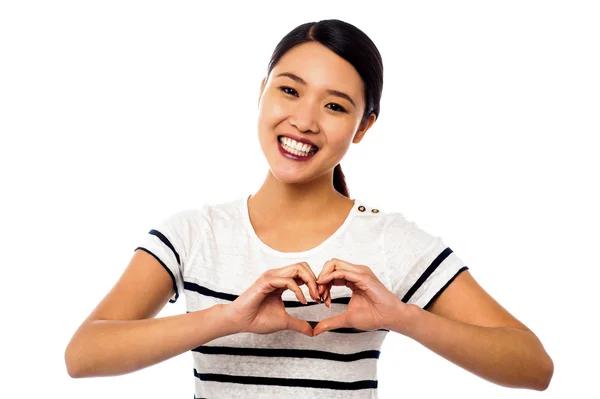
[333,164,350,198]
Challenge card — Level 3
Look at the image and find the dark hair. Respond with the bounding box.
[266,19,384,198]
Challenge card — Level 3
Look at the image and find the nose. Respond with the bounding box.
[288,98,320,134]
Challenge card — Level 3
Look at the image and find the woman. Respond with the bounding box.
[64,19,554,397]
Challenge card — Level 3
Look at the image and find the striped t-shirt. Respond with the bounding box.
[135,195,469,398]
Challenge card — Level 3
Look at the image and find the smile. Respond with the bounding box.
[278,136,318,161]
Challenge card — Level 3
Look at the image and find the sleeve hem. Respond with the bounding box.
[399,243,452,304]
[422,266,469,311]
[135,246,179,303]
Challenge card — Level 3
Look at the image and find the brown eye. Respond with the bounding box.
[326,103,347,113]
[279,86,298,96]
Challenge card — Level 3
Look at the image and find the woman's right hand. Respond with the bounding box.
[224,262,322,337]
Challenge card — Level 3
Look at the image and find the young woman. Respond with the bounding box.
[65,19,554,397]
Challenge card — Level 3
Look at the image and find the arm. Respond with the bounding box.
[64,250,239,378]
[391,271,554,391]
[65,303,237,378]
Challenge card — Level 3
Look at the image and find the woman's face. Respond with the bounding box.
[257,41,375,185]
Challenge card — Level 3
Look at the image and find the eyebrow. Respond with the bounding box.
[275,72,357,108]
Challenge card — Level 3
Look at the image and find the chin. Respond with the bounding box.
[270,167,305,183]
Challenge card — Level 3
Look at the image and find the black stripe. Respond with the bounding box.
[134,247,179,303]
[306,321,388,333]
[194,369,377,390]
[148,229,181,266]
[184,314,388,333]
[193,345,380,362]
[401,247,453,303]
[182,283,387,333]
[286,296,350,307]
[184,281,237,301]
[424,266,470,310]
[183,281,350,307]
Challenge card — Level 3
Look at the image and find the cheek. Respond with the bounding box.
[258,95,287,124]
[320,120,355,147]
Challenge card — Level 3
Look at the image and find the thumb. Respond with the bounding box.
[313,313,348,336]
[285,315,314,337]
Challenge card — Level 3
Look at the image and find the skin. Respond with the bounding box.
[250,40,376,224]
[63,38,553,389]
[235,40,554,390]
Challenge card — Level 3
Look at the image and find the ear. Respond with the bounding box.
[258,77,267,107]
[352,113,377,144]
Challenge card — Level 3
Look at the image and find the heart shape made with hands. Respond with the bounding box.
[281,257,400,336]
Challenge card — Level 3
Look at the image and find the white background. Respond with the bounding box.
[1,1,598,397]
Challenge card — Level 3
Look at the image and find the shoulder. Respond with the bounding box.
[162,196,243,227]
[348,200,435,252]
[373,207,439,258]
[171,196,250,242]
[353,200,417,235]
[157,206,206,231]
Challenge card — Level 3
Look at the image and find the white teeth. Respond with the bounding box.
[279,136,316,156]
[280,136,316,153]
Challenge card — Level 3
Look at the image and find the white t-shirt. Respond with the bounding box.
[135,195,469,398]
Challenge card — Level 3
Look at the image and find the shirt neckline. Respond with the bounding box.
[240,194,361,258]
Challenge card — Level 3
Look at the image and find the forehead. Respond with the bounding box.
[271,41,364,99]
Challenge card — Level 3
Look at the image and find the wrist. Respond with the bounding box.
[216,303,246,335]
[387,300,420,336]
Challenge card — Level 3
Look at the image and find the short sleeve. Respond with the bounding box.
[134,210,189,304]
[384,212,469,310]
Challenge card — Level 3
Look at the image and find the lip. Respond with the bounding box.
[277,139,317,161]
[278,134,319,149]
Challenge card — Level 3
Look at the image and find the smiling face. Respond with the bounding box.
[257,41,376,185]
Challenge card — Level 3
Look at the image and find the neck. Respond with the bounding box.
[248,170,351,223]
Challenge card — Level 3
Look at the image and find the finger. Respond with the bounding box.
[325,281,333,308]
[321,280,334,302]
[318,284,325,295]
[317,260,336,301]
[286,315,314,337]
[277,264,320,303]
[299,261,319,283]
[292,276,314,299]
[318,270,371,292]
[296,262,321,302]
[316,258,359,292]
[313,313,348,336]
[321,258,375,278]
[268,277,308,304]
[317,259,337,282]
[324,279,345,308]
[319,269,360,284]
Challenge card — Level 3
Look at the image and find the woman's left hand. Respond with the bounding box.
[313,258,411,336]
